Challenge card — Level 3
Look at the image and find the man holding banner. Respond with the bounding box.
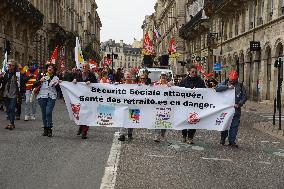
[118,71,135,141]
[216,70,247,148]
[179,66,206,144]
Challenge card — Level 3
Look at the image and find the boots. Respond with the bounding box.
[47,128,52,137]
[42,128,48,136]
[77,126,82,135]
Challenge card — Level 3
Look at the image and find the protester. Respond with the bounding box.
[144,70,152,85]
[179,66,206,144]
[114,68,124,83]
[24,61,39,121]
[0,59,25,130]
[72,62,97,139]
[216,70,247,148]
[34,63,60,137]
[118,71,135,141]
[153,72,172,142]
[205,73,218,88]
[100,70,111,83]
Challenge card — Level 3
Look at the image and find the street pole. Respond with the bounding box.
[277,58,282,130]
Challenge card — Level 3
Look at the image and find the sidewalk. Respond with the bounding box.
[244,100,284,141]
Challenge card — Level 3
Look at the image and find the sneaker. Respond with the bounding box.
[9,124,15,130]
[30,115,36,120]
[118,135,126,141]
[24,115,29,121]
[5,124,11,129]
[187,138,195,145]
[228,142,238,148]
[154,137,160,143]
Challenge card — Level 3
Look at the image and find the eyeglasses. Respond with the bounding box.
[191,71,197,73]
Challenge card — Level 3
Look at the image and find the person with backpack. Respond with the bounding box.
[215,70,247,148]
[0,59,25,130]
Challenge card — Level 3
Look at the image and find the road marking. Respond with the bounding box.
[191,146,205,151]
[147,155,175,158]
[258,161,272,165]
[202,157,233,162]
[272,142,280,144]
[261,141,270,143]
[100,132,121,189]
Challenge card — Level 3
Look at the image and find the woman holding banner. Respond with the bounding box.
[72,62,97,139]
[153,72,173,142]
[34,63,60,137]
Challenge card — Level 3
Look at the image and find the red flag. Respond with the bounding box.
[49,46,58,64]
[143,32,155,55]
[168,38,177,55]
[104,56,112,66]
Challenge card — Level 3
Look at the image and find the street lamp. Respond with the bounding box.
[107,49,118,72]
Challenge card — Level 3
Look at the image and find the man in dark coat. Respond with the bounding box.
[179,65,206,144]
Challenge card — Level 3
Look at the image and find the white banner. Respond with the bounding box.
[60,82,235,131]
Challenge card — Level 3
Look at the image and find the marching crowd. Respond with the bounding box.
[0,59,247,148]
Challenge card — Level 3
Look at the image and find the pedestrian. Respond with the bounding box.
[100,70,111,83]
[118,71,135,141]
[72,62,97,139]
[114,68,124,83]
[144,70,152,85]
[15,63,25,120]
[179,66,206,144]
[215,70,247,148]
[24,61,39,121]
[153,72,172,142]
[205,73,218,88]
[0,59,25,130]
[34,63,60,137]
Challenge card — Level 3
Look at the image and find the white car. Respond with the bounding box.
[138,67,174,83]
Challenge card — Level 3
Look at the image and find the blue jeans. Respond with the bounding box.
[4,97,17,125]
[38,98,56,128]
[221,112,241,144]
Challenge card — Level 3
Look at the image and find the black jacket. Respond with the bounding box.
[179,76,206,89]
[74,71,97,83]
[0,71,25,95]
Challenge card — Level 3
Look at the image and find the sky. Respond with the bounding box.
[96,0,156,45]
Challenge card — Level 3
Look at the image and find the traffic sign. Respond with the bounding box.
[214,63,222,71]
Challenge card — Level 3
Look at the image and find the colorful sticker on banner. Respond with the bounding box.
[188,112,200,124]
[129,109,140,123]
[71,103,81,120]
[215,113,228,125]
[154,107,173,129]
[96,105,115,126]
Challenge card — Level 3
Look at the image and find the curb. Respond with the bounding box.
[253,122,284,141]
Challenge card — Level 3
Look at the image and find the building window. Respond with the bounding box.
[267,0,274,21]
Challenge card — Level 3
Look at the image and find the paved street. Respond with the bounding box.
[0,100,284,189]
[0,100,116,189]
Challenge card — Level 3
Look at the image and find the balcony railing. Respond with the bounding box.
[204,0,246,16]
[5,0,44,26]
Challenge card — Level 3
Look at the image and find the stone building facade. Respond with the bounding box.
[142,0,187,75]
[179,0,284,101]
[0,0,101,68]
[100,39,142,71]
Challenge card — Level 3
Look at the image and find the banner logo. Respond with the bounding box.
[215,113,228,125]
[129,109,140,123]
[71,103,81,120]
[188,112,200,124]
[97,105,115,126]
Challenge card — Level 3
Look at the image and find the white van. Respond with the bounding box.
[138,67,174,83]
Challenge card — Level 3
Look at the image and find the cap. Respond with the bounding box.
[229,70,238,80]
